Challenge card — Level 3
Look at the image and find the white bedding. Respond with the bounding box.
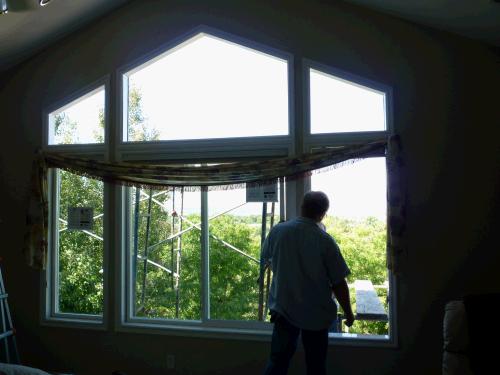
[0,363,51,375]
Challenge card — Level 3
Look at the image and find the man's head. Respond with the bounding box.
[301,191,330,222]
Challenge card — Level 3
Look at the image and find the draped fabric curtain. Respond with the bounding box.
[23,137,404,272]
[386,135,405,275]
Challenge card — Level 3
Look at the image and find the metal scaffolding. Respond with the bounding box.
[63,184,280,321]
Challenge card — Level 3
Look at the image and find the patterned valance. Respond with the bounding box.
[40,139,387,189]
[24,136,405,273]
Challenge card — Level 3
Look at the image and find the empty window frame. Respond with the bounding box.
[310,157,390,338]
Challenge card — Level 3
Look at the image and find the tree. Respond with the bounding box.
[54,112,79,144]
[55,85,389,335]
[127,86,159,142]
[58,171,104,314]
[323,216,388,335]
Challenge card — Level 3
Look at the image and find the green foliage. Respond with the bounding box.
[55,87,389,334]
[57,175,389,333]
[127,86,160,141]
[54,113,79,144]
[209,215,261,320]
[323,216,388,335]
[58,171,104,314]
[324,216,387,285]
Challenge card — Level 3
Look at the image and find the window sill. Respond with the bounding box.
[116,320,396,348]
[39,316,396,348]
[40,316,105,330]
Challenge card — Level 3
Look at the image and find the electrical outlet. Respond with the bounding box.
[167,354,175,369]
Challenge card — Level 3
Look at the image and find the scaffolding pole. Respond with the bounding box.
[132,188,140,313]
[139,188,153,310]
[264,202,275,319]
[171,188,176,290]
[258,203,268,321]
[175,187,184,318]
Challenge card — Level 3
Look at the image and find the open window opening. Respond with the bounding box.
[311,158,389,337]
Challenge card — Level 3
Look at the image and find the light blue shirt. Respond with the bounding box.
[261,217,350,330]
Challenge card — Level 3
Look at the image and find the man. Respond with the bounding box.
[262,191,355,375]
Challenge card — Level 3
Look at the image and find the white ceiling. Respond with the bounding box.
[0,0,498,73]
[342,0,500,47]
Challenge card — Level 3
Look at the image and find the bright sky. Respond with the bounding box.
[50,33,387,219]
[128,33,288,140]
[177,157,387,219]
[50,88,104,145]
[310,69,386,133]
[311,158,386,219]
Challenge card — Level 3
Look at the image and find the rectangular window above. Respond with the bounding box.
[309,68,386,134]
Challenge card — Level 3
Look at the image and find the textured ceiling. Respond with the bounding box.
[342,0,500,46]
[0,0,498,73]
[0,0,130,72]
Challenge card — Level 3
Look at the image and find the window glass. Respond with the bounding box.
[129,187,202,320]
[311,158,389,335]
[125,33,289,141]
[310,68,386,134]
[207,185,280,321]
[57,170,104,315]
[49,87,105,145]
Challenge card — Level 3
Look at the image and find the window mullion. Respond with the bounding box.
[50,169,60,316]
[201,187,210,322]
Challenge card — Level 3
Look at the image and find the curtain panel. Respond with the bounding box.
[23,137,404,272]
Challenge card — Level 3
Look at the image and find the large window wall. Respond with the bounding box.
[43,27,394,344]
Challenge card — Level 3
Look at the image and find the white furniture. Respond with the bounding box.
[442,300,472,375]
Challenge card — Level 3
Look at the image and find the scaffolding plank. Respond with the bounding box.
[354,280,388,321]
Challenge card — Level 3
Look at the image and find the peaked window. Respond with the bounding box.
[123,33,289,142]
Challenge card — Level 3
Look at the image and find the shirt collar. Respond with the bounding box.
[296,216,319,226]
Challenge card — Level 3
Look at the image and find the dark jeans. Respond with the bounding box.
[264,312,329,375]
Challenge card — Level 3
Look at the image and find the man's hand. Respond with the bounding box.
[332,279,355,328]
[344,311,355,327]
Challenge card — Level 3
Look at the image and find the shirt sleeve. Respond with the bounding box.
[324,237,351,286]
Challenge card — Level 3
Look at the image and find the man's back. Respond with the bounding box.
[262,217,350,331]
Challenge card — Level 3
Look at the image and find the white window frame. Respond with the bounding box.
[302,59,396,346]
[119,162,287,334]
[117,25,295,153]
[41,28,397,348]
[41,77,111,329]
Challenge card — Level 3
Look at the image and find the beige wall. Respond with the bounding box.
[0,0,499,374]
